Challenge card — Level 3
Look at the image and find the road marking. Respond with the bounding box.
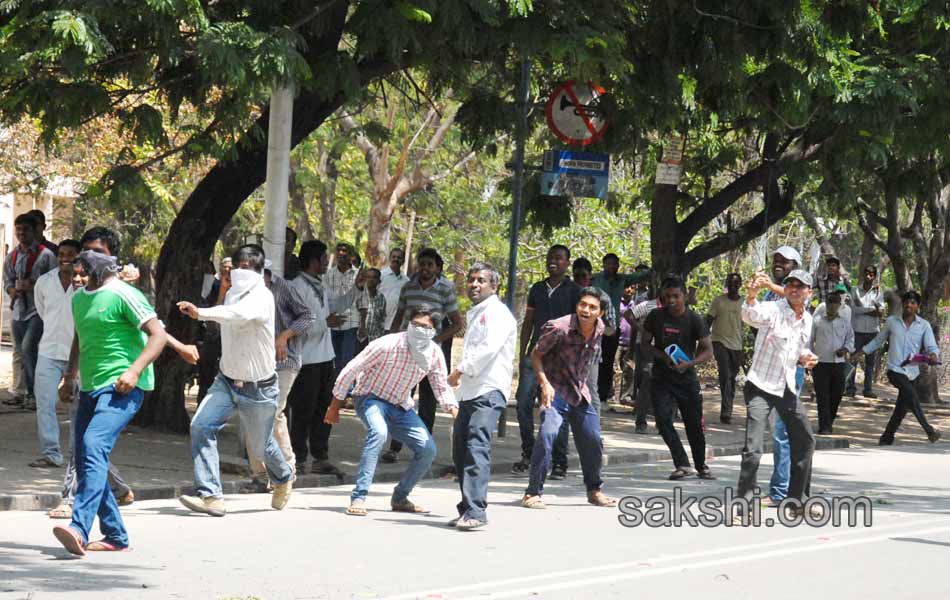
[379,518,947,600]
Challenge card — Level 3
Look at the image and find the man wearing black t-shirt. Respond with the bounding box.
[642,276,715,480]
[512,245,580,475]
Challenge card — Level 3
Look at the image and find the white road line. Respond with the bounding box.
[378,517,944,600]
[451,522,950,600]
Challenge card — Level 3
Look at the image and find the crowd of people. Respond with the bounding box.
[2,214,942,554]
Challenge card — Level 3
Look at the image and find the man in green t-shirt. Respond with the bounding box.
[52,227,167,557]
[707,273,745,424]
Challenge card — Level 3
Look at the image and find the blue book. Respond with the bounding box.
[665,344,691,365]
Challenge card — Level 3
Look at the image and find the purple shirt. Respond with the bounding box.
[534,314,604,407]
[619,297,634,346]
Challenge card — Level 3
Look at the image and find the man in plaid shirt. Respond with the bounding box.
[736,269,819,520]
[324,304,457,517]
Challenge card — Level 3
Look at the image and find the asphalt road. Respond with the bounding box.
[2,445,949,600]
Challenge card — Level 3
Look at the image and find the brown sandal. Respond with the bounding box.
[346,501,368,516]
[697,467,716,480]
[668,468,692,480]
[521,494,546,509]
[587,490,618,507]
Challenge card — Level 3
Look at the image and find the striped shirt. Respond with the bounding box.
[356,290,387,342]
[332,332,456,410]
[269,274,315,371]
[742,298,813,396]
[395,274,459,333]
[324,264,360,330]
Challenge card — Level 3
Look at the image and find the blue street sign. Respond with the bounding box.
[541,149,609,199]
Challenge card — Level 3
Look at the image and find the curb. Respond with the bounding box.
[0,437,849,512]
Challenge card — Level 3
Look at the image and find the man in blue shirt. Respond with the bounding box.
[856,290,941,445]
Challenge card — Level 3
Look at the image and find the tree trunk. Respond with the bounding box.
[365,192,398,267]
[316,137,342,243]
[650,183,683,284]
[140,62,397,431]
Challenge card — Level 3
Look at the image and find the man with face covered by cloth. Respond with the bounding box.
[324,304,457,517]
[51,227,168,556]
[176,245,295,518]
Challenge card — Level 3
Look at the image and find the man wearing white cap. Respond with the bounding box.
[737,269,819,519]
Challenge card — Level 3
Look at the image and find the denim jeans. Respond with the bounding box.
[551,363,599,469]
[453,390,506,521]
[652,376,706,470]
[61,387,130,504]
[249,368,298,478]
[389,376,437,454]
[768,366,803,501]
[70,385,144,548]
[738,382,814,510]
[847,331,878,395]
[34,354,67,465]
[191,374,292,498]
[526,394,604,497]
[514,357,539,458]
[11,316,42,400]
[352,396,437,503]
[331,328,358,373]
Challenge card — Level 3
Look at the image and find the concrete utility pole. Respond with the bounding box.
[505,59,531,309]
[262,85,294,278]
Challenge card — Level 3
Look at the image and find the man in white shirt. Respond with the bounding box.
[324,305,457,517]
[445,263,516,530]
[379,247,409,331]
[847,266,885,398]
[736,270,819,519]
[810,291,855,434]
[177,245,294,517]
[30,240,82,467]
[324,242,360,372]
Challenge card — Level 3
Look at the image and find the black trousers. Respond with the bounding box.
[882,370,935,441]
[289,361,335,462]
[712,342,742,419]
[737,382,815,507]
[813,362,845,432]
[597,333,620,404]
[390,376,437,453]
[651,376,706,469]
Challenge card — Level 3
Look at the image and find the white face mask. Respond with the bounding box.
[227,269,262,300]
[406,323,435,369]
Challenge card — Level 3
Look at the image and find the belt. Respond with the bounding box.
[223,373,277,389]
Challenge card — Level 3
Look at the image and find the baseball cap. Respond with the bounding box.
[833,283,848,293]
[773,245,802,264]
[782,269,813,287]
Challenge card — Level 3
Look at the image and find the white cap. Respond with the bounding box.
[773,245,801,264]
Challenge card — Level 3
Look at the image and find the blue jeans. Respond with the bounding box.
[453,391,506,521]
[516,358,570,466]
[34,355,67,465]
[70,385,144,548]
[331,328,358,373]
[191,374,292,498]
[526,395,604,496]
[769,366,805,501]
[12,316,42,400]
[352,396,437,503]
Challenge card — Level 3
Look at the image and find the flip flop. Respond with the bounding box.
[521,495,546,510]
[346,502,368,517]
[668,468,691,480]
[697,467,717,480]
[29,457,60,468]
[86,539,130,552]
[48,504,73,519]
[53,525,86,556]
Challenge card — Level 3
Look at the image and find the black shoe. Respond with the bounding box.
[635,423,649,434]
[380,450,398,464]
[719,415,732,425]
[817,429,833,435]
[549,465,567,480]
[928,429,942,444]
[863,391,877,399]
[878,437,894,446]
[510,458,530,476]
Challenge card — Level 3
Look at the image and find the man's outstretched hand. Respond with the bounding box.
[177,301,199,319]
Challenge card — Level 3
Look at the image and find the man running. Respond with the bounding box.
[52,227,168,555]
[177,245,295,517]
